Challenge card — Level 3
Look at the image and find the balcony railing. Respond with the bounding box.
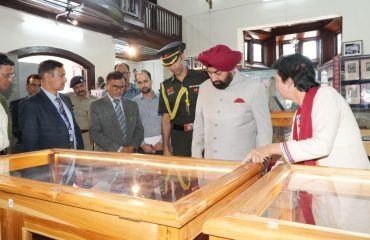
[110,0,182,40]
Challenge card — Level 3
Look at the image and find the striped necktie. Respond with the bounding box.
[55,97,74,149]
[113,99,127,142]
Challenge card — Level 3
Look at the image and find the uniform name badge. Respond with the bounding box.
[184,123,193,132]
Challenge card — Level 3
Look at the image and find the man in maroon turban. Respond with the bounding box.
[192,44,272,161]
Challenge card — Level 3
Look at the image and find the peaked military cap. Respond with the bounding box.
[157,41,186,66]
[70,76,84,88]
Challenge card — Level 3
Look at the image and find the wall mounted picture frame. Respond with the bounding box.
[344,60,360,80]
[361,58,370,79]
[185,57,192,69]
[342,40,363,57]
[344,84,361,104]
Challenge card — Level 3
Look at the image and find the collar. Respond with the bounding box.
[139,91,157,100]
[41,87,61,101]
[107,94,121,105]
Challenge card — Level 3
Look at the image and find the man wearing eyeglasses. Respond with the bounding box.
[0,53,15,154]
[89,71,144,152]
[9,74,41,152]
[114,63,140,99]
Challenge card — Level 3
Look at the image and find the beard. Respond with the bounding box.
[140,87,151,94]
[211,72,233,90]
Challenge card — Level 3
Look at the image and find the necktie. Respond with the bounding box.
[113,99,127,142]
[55,97,74,149]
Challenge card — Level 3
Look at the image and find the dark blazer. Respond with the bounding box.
[9,97,27,152]
[89,95,144,152]
[19,90,84,152]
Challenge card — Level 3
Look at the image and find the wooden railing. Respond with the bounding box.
[110,0,182,39]
[142,1,182,39]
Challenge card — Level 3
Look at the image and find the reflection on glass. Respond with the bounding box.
[9,154,232,202]
[262,173,370,235]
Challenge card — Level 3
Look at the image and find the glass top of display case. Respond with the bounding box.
[0,149,243,202]
[0,149,262,228]
[203,165,370,239]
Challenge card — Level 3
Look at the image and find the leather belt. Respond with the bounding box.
[0,149,7,155]
[81,129,89,133]
[172,123,194,132]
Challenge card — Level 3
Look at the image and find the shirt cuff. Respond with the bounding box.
[280,142,294,164]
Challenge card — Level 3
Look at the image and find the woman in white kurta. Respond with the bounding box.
[245,53,369,233]
[245,54,369,169]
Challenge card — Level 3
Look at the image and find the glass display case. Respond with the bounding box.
[0,149,262,240]
[203,164,370,240]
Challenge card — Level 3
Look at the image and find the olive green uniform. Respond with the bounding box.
[67,93,97,150]
[158,69,208,156]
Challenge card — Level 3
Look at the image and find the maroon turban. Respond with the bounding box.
[197,45,242,71]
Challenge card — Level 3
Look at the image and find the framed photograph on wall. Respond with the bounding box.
[344,60,360,80]
[361,83,370,105]
[342,40,363,57]
[361,58,370,79]
[185,57,192,69]
[344,85,361,104]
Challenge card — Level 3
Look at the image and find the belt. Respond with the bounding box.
[172,123,193,132]
[0,149,7,155]
[81,129,89,133]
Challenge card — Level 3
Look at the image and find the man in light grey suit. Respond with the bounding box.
[89,71,144,152]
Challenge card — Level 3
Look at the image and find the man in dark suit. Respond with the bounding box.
[19,60,84,152]
[89,71,143,152]
[9,74,41,152]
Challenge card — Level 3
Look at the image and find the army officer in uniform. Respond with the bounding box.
[67,76,97,150]
[158,41,208,157]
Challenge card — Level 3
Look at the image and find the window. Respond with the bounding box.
[282,43,296,56]
[336,33,342,55]
[244,42,249,61]
[253,43,262,62]
[302,40,317,60]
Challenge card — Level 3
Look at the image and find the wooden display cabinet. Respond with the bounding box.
[0,149,262,240]
[203,164,370,240]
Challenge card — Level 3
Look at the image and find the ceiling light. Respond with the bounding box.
[67,18,78,25]
[126,46,137,56]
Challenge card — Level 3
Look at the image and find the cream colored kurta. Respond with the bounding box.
[192,71,272,161]
[0,104,9,151]
[67,93,97,150]
[281,86,369,169]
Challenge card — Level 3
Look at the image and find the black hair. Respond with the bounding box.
[26,74,40,84]
[38,60,63,79]
[138,69,152,80]
[0,53,15,66]
[106,71,124,82]
[272,53,319,92]
[114,63,130,72]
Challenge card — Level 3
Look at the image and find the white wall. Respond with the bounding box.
[158,0,370,57]
[0,5,115,82]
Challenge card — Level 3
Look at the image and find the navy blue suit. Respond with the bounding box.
[19,90,84,152]
[9,97,27,152]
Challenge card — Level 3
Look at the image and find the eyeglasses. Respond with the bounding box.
[110,84,125,91]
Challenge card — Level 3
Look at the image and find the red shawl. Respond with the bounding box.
[293,86,319,166]
[293,86,319,225]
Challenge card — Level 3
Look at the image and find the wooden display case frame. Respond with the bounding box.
[0,149,262,240]
[203,164,370,240]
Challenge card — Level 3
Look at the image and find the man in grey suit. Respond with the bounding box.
[89,71,144,152]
